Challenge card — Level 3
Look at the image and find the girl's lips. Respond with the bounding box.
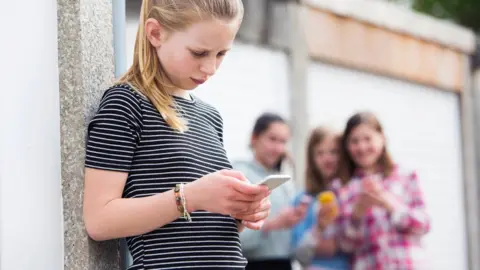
[191,78,206,84]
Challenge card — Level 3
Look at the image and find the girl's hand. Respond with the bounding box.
[352,193,374,220]
[362,176,382,194]
[185,170,270,220]
[361,176,403,213]
[317,202,338,230]
[233,197,271,230]
[286,200,310,227]
[357,176,387,211]
[262,198,310,232]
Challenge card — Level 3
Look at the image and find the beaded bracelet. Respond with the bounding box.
[174,183,192,222]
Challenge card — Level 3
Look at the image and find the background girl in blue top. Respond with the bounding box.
[234,113,310,270]
[291,127,351,270]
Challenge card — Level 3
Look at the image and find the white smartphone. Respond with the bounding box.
[258,174,291,191]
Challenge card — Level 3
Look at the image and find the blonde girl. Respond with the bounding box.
[82,1,271,269]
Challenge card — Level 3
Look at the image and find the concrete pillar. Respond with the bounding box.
[267,0,290,49]
[471,55,480,270]
[57,0,119,269]
[473,61,480,174]
[286,3,310,187]
[238,0,290,49]
[461,55,480,270]
[238,0,269,43]
[0,1,63,269]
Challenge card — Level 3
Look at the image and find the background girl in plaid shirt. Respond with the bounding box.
[331,112,431,270]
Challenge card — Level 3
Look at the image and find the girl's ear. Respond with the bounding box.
[145,18,166,47]
[250,135,257,149]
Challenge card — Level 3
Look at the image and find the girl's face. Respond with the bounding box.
[146,18,241,92]
[346,124,385,170]
[313,135,339,179]
[251,122,290,170]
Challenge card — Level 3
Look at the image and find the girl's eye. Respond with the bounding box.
[191,51,207,58]
[217,51,226,57]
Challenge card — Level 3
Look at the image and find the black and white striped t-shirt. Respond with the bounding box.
[85,84,247,270]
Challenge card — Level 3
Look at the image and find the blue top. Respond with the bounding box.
[232,160,297,261]
[291,192,351,270]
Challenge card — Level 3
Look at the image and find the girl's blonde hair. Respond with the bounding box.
[304,127,340,194]
[119,0,244,132]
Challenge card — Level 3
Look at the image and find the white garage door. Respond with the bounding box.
[193,43,290,161]
[308,62,467,270]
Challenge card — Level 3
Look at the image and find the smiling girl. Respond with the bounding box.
[333,112,430,270]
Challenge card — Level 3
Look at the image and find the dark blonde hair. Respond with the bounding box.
[119,0,244,132]
[337,111,394,185]
[304,127,340,194]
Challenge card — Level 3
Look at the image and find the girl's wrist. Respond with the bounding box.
[183,183,199,213]
[314,225,324,236]
[381,191,401,213]
[262,218,280,232]
[352,205,363,221]
[237,220,245,232]
[261,220,272,232]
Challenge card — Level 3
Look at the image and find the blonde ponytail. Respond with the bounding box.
[119,0,186,132]
[118,0,243,132]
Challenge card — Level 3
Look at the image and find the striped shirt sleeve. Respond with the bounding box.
[85,87,142,172]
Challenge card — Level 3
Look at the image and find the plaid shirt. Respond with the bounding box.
[329,165,430,270]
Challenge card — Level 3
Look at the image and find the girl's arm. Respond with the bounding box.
[336,213,365,252]
[83,168,184,241]
[292,224,337,266]
[292,193,338,260]
[331,181,365,253]
[84,89,187,241]
[316,239,336,257]
[84,168,269,241]
[386,171,430,235]
[315,225,337,257]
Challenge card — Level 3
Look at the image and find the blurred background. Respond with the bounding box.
[1,0,480,269]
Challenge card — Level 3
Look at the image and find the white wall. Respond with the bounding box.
[193,43,290,161]
[126,14,290,162]
[0,1,64,269]
[308,62,467,270]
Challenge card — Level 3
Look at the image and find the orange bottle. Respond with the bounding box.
[317,191,338,218]
[318,191,335,204]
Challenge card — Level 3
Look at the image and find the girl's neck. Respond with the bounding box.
[171,88,191,100]
[253,155,274,172]
[325,175,335,183]
[360,165,378,176]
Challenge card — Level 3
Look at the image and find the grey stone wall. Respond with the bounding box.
[57,0,119,269]
[238,0,291,49]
